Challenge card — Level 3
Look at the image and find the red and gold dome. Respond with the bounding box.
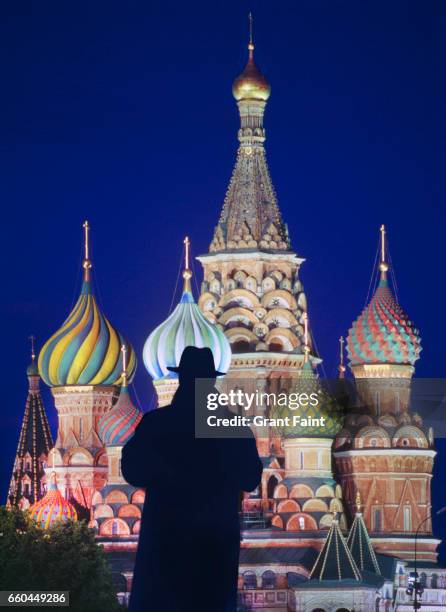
[29,473,77,529]
[347,227,421,367]
[98,386,142,446]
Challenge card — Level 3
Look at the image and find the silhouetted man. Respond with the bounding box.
[122,346,263,612]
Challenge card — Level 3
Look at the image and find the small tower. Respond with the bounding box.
[38,221,136,514]
[334,226,437,562]
[143,237,231,407]
[93,344,145,542]
[347,492,381,575]
[7,338,53,509]
[271,315,345,534]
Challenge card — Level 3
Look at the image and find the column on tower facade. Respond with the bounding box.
[333,227,438,562]
[38,222,136,516]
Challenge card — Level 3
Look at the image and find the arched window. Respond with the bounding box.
[261,570,276,589]
[431,573,438,588]
[269,342,283,352]
[232,340,251,354]
[243,571,256,590]
[112,521,118,536]
[420,572,427,587]
[298,517,305,530]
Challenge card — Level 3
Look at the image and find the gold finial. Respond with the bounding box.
[182,236,192,293]
[82,220,92,281]
[248,12,254,51]
[338,336,346,379]
[355,491,362,512]
[379,224,389,280]
[29,335,36,362]
[332,510,338,522]
[121,344,128,387]
[302,312,311,364]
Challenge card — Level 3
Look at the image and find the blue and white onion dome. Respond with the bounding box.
[143,237,231,380]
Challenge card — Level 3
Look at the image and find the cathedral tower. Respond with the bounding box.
[197,21,314,504]
[38,222,136,514]
[333,226,438,562]
[7,339,53,509]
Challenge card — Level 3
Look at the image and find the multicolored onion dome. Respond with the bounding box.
[232,43,271,102]
[347,278,421,367]
[272,362,343,438]
[38,222,136,387]
[29,473,77,529]
[98,386,142,446]
[143,238,231,381]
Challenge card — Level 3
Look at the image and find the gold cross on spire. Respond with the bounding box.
[355,490,362,513]
[82,220,92,281]
[302,312,310,364]
[121,344,128,387]
[29,335,36,361]
[379,224,389,280]
[182,236,192,294]
[338,335,346,378]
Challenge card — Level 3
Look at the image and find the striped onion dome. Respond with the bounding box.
[29,473,77,529]
[38,222,136,387]
[347,277,421,367]
[143,239,231,380]
[98,386,142,446]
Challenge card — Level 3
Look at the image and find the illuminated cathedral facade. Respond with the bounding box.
[7,27,446,612]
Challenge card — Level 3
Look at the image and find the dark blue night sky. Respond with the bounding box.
[1,0,445,558]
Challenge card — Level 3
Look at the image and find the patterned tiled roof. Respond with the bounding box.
[347,279,421,366]
[347,509,381,575]
[29,473,77,529]
[310,516,361,581]
[98,386,142,446]
[143,285,231,381]
[272,362,343,438]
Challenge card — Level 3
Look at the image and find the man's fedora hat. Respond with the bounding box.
[167,346,226,377]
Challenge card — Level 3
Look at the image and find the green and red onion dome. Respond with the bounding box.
[347,279,421,366]
[98,386,142,446]
[29,473,77,529]
[272,362,343,438]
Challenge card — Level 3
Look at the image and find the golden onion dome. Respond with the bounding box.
[232,43,271,102]
[38,222,136,387]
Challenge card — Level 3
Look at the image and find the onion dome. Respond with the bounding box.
[273,361,343,438]
[143,237,231,380]
[38,221,136,387]
[347,226,421,367]
[29,472,77,529]
[272,318,342,438]
[98,346,142,446]
[232,15,270,102]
